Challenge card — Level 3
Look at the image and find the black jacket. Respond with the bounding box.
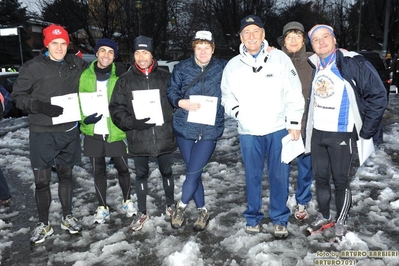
[12,49,89,132]
[109,60,177,157]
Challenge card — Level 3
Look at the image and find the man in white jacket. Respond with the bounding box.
[221,15,304,239]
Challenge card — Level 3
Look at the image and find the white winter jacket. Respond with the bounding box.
[221,40,304,136]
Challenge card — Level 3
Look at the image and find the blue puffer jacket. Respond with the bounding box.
[167,56,227,141]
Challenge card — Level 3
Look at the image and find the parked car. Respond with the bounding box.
[0,72,27,118]
[82,54,97,63]
[358,51,391,100]
[157,60,179,73]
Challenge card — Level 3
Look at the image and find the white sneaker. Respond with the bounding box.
[93,206,110,224]
[130,212,148,232]
[61,215,83,234]
[122,199,137,217]
[165,205,175,217]
[294,204,309,220]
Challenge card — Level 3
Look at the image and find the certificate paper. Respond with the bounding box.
[132,89,164,126]
[79,92,110,117]
[281,134,305,164]
[187,95,218,126]
[51,93,81,125]
[357,138,375,166]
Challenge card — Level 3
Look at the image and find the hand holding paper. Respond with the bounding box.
[35,101,63,117]
[84,113,103,124]
[281,134,305,164]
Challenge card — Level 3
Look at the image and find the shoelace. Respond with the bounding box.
[197,210,207,222]
[65,216,78,227]
[174,208,185,219]
[313,216,328,226]
[32,224,47,236]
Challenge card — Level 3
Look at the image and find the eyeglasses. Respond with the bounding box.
[312,33,333,44]
[285,34,302,41]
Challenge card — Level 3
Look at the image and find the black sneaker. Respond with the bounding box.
[307,213,334,234]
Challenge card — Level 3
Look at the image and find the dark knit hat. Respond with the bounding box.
[239,15,264,33]
[43,24,70,47]
[133,35,154,54]
[277,21,308,47]
[94,38,118,58]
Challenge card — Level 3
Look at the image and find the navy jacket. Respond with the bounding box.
[305,49,387,152]
[167,56,227,141]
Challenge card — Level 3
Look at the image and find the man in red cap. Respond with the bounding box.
[12,24,89,244]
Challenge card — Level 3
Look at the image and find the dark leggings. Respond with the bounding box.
[90,155,131,207]
[34,165,73,223]
[133,154,174,213]
[176,136,216,208]
[311,129,355,221]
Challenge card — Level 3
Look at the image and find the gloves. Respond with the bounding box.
[132,117,156,131]
[34,101,64,117]
[84,113,103,124]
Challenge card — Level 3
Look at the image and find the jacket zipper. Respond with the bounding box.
[145,69,157,148]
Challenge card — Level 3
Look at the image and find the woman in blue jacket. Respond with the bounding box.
[167,31,227,231]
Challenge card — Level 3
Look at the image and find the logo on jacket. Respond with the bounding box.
[315,75,334,98]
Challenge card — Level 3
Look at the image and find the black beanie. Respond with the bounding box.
[133,35,154,54]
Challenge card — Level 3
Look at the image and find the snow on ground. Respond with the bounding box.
[0,95,399,265]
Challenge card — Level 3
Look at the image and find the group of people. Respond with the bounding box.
[10,14,387,245]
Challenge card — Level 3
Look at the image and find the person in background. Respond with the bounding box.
[221,15,304,239]
[109,35,176,232]
[277,21,313,220]
[305,24,387,237]
[0,87,12,208]
[12,24,89,244]
[78,38,133,224]
[167,30,227,231]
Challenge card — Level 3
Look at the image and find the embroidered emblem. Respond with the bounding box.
[246,18,255,23]
[51,29,63,35]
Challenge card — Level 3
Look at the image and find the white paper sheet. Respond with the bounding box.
[132,89,164,126]
[187,95,218,126]
[79,92,110,117]
[357,137,375,166]
[51,93,81,125]
[281,134,305,164]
